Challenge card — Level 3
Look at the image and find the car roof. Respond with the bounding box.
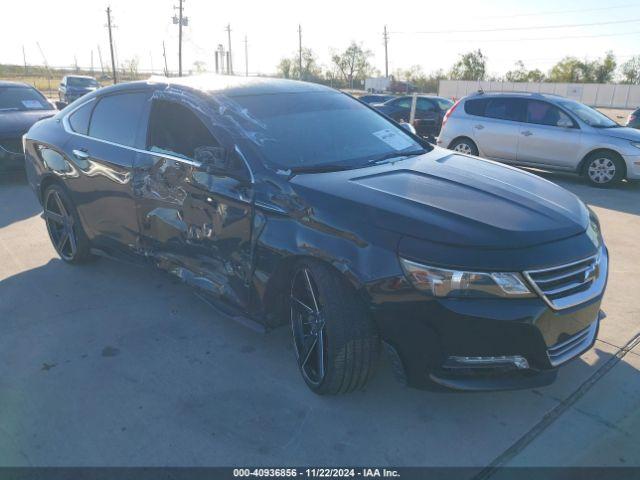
[0,80,32,88]
[465,91,566,101]
[147,74,335,97]
[64,75,97,80]
[394,94,452,100]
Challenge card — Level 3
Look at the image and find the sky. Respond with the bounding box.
[2,0,640,78]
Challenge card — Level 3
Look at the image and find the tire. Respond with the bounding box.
[583,152,625,187]
[449,137,479,156]
[43,184,93,264]
[289,259,380,395]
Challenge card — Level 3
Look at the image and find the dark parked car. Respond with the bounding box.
[358,94,396,104]
[24,75,608,394]
[58,75,100,103]
[626,108,640,129]
[373,95,454,138]
[0,81,55,172]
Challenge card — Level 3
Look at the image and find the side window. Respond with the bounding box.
[484,98,524,122]
[68,100,94,135]
[416,98,436,112]
[146,100,219,160]
[88,92,148,147]
[393,98,412,109]
[464,98,488,116]
[525,100,574,127]
[437,99,454,111]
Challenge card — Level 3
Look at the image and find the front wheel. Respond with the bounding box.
[584,153,625,187]
[289,260,380,395]
[43,184,93,263]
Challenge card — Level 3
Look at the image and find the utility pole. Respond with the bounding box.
[173,0,188,76]
[226,24,233,74]
[383,25,389,78]
[162,41,169,76]
[22,46,27,75]
[298,24,303,80]
[97,45,105,76]
[244,35,248,77]
[106,7,117,84]
[36,42,52,95]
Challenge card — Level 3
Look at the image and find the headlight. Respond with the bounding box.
[631,141,640,149]
[400,258,535,298]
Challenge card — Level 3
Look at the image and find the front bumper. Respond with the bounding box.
[369,249,608,391]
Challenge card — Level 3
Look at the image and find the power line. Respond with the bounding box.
[441,29,640,44]
[475,2,640,19]
[391,17,640,35]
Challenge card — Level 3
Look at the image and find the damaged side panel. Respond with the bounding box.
[132,87,254,312]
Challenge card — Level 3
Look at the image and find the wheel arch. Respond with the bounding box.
[448,135,478,151]
[39,174,66,203]
[578,148,627,177]
[260,252,368,328]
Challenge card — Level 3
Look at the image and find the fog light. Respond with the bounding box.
[446,355,529,370]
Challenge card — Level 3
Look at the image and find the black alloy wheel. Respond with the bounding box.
[43,185,92,263]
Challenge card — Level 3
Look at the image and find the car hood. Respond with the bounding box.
[0,110,55,137]
[290,149,589,249]
[595,126,640,141]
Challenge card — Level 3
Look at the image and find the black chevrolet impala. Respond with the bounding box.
[24,75,608,394]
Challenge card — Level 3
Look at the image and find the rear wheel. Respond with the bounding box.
[289,260,380,395]
[584,152,625,187]
[449,137,479,156]
[43,185,92,263]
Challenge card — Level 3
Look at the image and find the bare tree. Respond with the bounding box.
[331,42,374,88]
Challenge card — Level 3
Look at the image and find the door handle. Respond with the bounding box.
[521,131,533,137]
[72,149,89,160]
[474,124,484,130]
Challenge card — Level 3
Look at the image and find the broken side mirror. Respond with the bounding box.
[195,146,250,183]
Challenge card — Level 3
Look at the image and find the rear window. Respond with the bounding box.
[464,98,487,116]
[88,92,148,147]
[68,100,94,135]
[484,98,524,122]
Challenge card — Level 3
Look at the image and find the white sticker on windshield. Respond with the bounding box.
[22,100,44,109]
[372,128,414,151]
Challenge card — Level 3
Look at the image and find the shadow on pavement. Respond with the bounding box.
[0,170,42,229]
[0,254,622,466]
[524,169,640,217]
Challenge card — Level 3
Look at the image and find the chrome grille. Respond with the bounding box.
[547,320,598,367]
[0,138,23,155]
[524,247,607,310]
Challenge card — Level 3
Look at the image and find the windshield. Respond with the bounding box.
[557,100,617,128]
[67,77,99,88]
[229,91,426,171]
[0,86,53,112]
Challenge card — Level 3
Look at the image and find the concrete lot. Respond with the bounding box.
[0,170,639,470]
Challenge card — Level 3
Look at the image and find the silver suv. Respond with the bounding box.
[437,92,640,187]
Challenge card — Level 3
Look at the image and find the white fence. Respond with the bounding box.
[438,80,640,110]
